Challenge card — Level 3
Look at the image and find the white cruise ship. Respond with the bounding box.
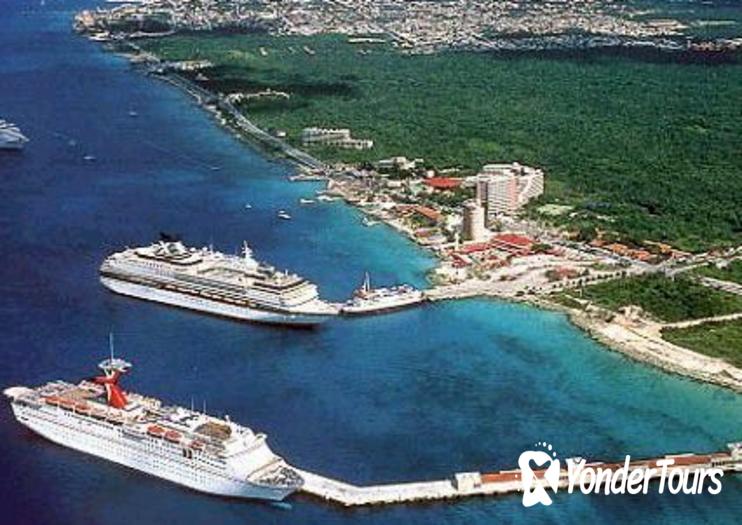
[100,239,338,326]
[0,119,29,150]
[341,273,425,315]
[4,357,303,501]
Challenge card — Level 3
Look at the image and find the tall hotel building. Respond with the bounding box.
[475,163,544,222]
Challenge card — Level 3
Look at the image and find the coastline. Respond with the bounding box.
[531,297,742,393]
[106,38,742,394]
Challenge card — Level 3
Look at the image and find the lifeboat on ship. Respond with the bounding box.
[74,402,91,416]
[164,430,182,444]
[147,425,166,438]
[44,396,61,406]
[59,398,75,410]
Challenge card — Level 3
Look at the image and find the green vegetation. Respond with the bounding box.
[663,319,742,368]
[576,274,742,322]
[695,259,742,284]
[550,293,586,310]
[140,33,742,251]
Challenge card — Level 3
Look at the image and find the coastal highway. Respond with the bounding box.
[149,67,326,171]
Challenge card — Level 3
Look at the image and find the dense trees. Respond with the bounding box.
[578,274,742,322]
[141,33,742,251]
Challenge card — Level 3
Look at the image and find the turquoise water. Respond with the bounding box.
[0,1,740,524]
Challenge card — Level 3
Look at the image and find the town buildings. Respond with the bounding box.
[301,127,373,150]
[475,163,544,220]
[461,200,487,242]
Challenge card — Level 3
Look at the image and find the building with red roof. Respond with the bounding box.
[423,177,462,190]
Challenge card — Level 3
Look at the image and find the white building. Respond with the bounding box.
[300,127,373,150]
[475,162,544,220]
[461,199,487,242]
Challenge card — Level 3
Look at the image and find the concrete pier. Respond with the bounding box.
[295,468,521,506]
[293,443,742,507]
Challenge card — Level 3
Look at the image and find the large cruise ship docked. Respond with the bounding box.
[0,119,29,150]
[4,356,303,501]
[100,239,338,326]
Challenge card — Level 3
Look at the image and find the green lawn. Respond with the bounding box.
[577,274,742,323]
[695,259,742,285]
[663,319,742,368]
[139,33,742,251]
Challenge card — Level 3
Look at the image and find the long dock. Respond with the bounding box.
[293,443,741,507]
[295,468,521,506]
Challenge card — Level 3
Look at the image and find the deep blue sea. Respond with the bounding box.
[1,1,740,523]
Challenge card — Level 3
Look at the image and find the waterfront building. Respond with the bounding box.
[301,127,373,150]
[376,156,421,172]
[461,199,487,242]
[475,162,544,221]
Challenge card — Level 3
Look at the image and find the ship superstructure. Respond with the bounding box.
[100,239,338,326]
[4,357,302,501]
[0,119,29,150]
[341,273,425,315]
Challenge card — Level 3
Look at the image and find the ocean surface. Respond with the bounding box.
[0,1,740,524]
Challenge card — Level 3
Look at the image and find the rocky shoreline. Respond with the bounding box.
[531,297,742,394]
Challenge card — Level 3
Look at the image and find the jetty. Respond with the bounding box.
[295,468,520,506]
[293,443,741,507]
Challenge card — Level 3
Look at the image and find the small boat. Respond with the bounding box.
[299,198,315,205]
[341,272,425,315]
[316,194,338,203]
[362,217,379,227]
[128,110,138,118]
[277,210,292,220]
[244,203,253,209]
[83,154,96,162]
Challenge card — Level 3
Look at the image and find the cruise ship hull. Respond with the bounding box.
[0,141,25,151]
[10,403,295,501]
[101,277,334,326]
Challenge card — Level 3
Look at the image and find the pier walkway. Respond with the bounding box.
[294,468,520,507]
[293,443,741,507]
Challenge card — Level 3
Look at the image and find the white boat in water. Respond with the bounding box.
[316,194,338,203]
[277,210,292,220]
[299,198,315,205]
[362,217,380,227]
[100,238,338,326]
[341,272,425,315]
[4,355,303,501]
[0,119,29,150]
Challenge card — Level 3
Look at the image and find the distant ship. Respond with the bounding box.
[100,238,338,326]
[341,272,425,315]
[0,119,29,150]
[277,210,292,220]
[4,355,303,501]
